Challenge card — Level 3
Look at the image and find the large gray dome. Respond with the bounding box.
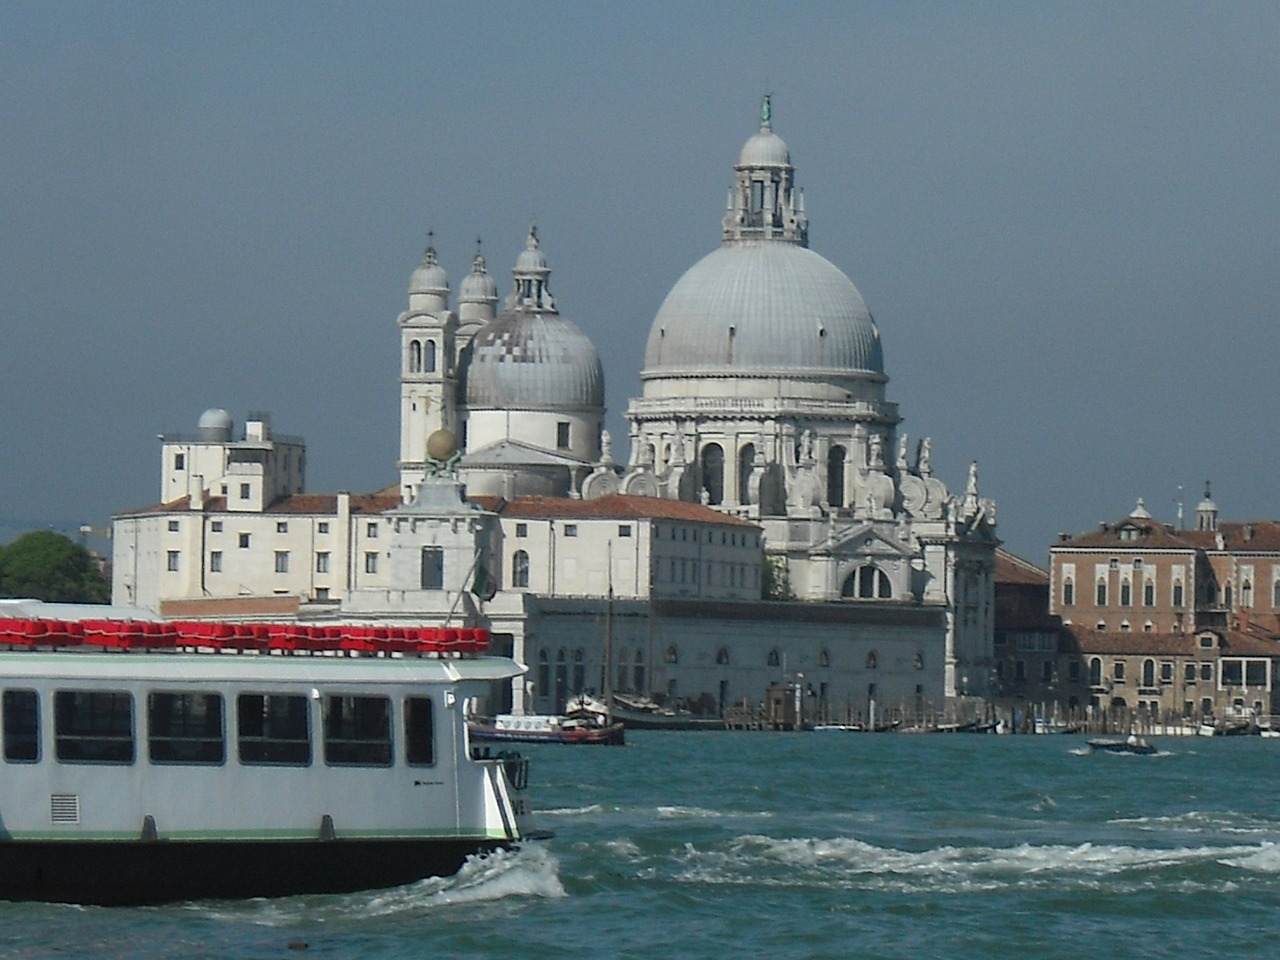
[642,241,883,375]
[462,309,604,409]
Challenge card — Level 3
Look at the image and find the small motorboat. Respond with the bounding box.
[1088,736,1156,755]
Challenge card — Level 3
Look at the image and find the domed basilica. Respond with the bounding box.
[398,98,998,699]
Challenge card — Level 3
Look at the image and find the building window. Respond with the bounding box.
[1144,582,1155,606]
[1042,661,1053,682]
[239,533,251,549]
[619,524,632,538]
[209,551,222,573]
[1120,580,1132,606]
[276,522,288,534]
[665,645,679,665]
[767,648,781,667]
[174,453,185,470]
[239,483,251,500]
[515,523,528,538]
[315,587,329,601]
[1142,659,1155,687]
[316,552,330,574]
[1069,660,1081,682]
[1113,661,1126,682]
[166,551,179,572]
[318,522,329,534]
[1200,663,1213,682]
[564,524,578,537]
[323,695,392,767]
[167,520,180,532]
[556,422,570,450]
[54,691,135,764]
[237,694,310,766]
[1062,579,1074,606]
[1184,663,1196,684]
[274,551,289,574]
[1089,658,1102,686]
[866,651,878,670]
[1096,580,1108,606]
[715,647,730,666]
[425,340,437,373]
[364,552,378,574]
[420,547,443,590]
[512,550,530,589]
[1241,580,1253,608]
[1173,582,1184,607]
[148,692,224,765]
[366,522,378,538]
[211,521,223,533]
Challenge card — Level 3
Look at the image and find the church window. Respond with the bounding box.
[853,566,892,599]
[420,547,443,590]
[716,647,730,665]
[409,340,422,373]
[1062,578,1074,606]
[914,652,923,670]
[1089,658,1102,686]
[866,651,877,670]
[827,445,846,508]
[425,340,437,373]
[512,550,530,589]
[767,648,780,667]
[632,650,645,693]
[556,422,570,450]
[664,645,678,665]
[701,443,724,506]
[1113,661,1126,682]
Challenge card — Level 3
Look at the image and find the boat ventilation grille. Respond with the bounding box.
[50,794,80,825]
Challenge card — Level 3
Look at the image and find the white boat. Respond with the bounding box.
[0,616,541,905]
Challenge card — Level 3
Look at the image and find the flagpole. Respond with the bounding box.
[446,548,483,626]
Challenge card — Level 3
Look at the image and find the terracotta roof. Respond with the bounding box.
[1056,515,1280,554]
[1180,521,1280,552]
[116,491,398,518]
[1067,625,1280,657]
[996,549,1048,586]
[497,494,759,526]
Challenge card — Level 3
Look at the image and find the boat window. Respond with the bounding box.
[3,689,39,763]
[237,694,311,765]
[324,695,392,767]
[404,697,435,766]
[55,691,134,764]
[148,692,224,765]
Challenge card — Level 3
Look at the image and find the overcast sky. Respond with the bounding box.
[2,2,1277,563]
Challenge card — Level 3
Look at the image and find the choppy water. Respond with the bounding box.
[5,732,1280,959]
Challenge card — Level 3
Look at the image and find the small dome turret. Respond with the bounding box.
[458,248,498,328]
[197,408,233,442]
[408,238,450,312]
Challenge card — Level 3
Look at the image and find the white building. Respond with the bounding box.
[112,98,997,719]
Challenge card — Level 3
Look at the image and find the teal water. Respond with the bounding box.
[4,732,1279,959]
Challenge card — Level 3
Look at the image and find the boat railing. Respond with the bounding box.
[0,618,492,658]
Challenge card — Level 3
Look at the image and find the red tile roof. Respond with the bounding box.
[496,494,759,526]
[1066,625,1280,657]
[996,549,1049,585]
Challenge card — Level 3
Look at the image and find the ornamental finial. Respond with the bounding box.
[761,93,772,130]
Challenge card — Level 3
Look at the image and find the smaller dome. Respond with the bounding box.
[197,408,233,442]
[738,128,790,167]
[459,251,498,303]
[514,226,549,275]
[463,311,604,410]
[409,244,449,296]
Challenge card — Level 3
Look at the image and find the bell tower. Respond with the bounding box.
[398,237,459,503]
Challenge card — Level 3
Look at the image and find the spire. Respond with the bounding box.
[723,99,808,246]
[508,224,555,311]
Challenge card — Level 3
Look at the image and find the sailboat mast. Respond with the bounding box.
[603,541,614,724]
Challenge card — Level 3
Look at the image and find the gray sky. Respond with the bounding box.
[2,2,1277,563]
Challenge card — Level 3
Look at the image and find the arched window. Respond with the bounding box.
[1143,581,1155,606]
[664,645,678,665]
[1273,580,1280,608]
[716,647,730,665]
[425,339,438,373]
[819,649,830,668]
[409,340,422,373]
[511,550,530,589]
[1120,579,1132,606]
[827,445,846,508]
[701,443,724,505]
[1089,657,1102,686]
[1142,658,1155,688]
[1062,578,1075,606]
[767,648,780,667]
[866,651,878,670]
[1096,579,1108,606]
[1241,580,1253,609]
[914,652,924,670]
[1224,583,1233,609]
[841,566,892,600]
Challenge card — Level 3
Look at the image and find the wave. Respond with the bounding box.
[1108,810,1280,836]
[665,835,1275,894]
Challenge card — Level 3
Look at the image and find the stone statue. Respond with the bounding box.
[966,460,979,497]
[918,437,932,477]
[868,433,884,470]
[600,430,614,465]
[897,434,909,472]
[799,429,812,463]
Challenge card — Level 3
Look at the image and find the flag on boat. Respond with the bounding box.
[470,564,497,601]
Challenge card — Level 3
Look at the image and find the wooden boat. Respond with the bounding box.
[0,616,541,905]
[1087,736,1157,755]
[469,713,625,745]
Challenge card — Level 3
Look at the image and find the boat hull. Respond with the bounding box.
[1087,738,1156,755]
[470,722,624,745]
[0,836,510,906]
